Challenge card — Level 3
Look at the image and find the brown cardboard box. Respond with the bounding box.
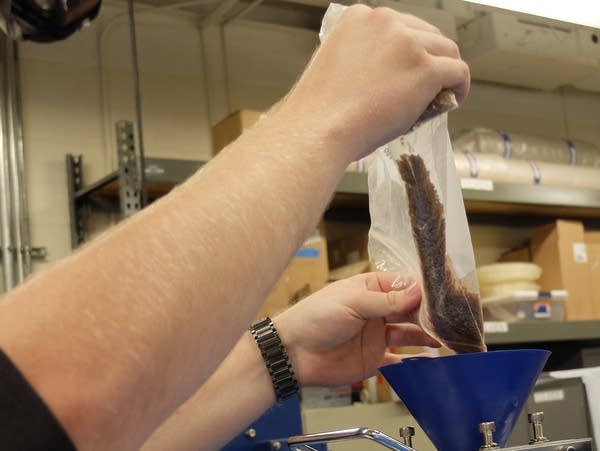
[255,235,329,320]
[329,260,370,281]
[499,245,531,262]
[531,220,597,320]
[211,110,263,155]
[585,231,600,321]
[324,221,370,269]
[286,236,329,305]
[585,231,600,244]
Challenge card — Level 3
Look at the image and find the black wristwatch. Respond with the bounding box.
[249,317,299,402]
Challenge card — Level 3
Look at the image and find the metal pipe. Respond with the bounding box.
[6,40,25,283]
[127,0,148,208]
[0,35,15,291]
[288,428,416,451]
[11,43,31,277]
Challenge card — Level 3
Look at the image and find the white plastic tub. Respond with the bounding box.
[482,290,567,322]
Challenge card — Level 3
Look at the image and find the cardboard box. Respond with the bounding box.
[286,236,329,306]
[211,110,263,155]
[324,221,370,269]
[255,235,329,320]
[499,245,531,262]
[329,260,370,281]
[585,231,600,244]
[585,231,600,321]
[530,220,598,320]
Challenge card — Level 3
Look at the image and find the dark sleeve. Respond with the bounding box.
[0,348,77,450]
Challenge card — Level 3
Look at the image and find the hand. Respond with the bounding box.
[277,4,470,162]
[273,272,440,388]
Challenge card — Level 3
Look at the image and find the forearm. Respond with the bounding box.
[141,333,275,451]
[0,109,350,450]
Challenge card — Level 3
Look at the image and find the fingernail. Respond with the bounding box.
[391,276,416,290]
[404,281,420,302]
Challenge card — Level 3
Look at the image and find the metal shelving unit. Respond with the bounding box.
[335,172,600,218]
[66,162,600,247]
[485,320,600,345]
[66,154,204,248]
[66,153,600,356]
[484,320,600,370]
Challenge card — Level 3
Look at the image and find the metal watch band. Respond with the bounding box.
[249,317,299,402]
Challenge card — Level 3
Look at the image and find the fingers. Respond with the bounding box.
[386,323,440,348]
[362,271,416,293]
[371,7,442,35]
[348,279,421,321]
[431,56,471,104]
[415,30,460,58]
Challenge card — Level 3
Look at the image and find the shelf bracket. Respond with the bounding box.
[116,121,142,218]
[66,154,86,248]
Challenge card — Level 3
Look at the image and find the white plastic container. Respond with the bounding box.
[477,262,542,285]
[482,290,567,322]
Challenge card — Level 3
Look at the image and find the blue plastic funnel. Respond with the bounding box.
[379,349,550,451]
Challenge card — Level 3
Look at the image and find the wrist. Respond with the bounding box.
[249,318,299,402]
[265,103,363,168]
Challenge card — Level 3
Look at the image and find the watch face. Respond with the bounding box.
[2,0,102,41]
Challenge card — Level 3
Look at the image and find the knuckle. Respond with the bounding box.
[413,45,433,68]
[391,25,416,49]
[458,60,471,83]
[449,40,461,58]
[343,3,371,20]
[430,24,442,35]
[386,291,399,308]
[371,6,398,23]
[462,60,471,77]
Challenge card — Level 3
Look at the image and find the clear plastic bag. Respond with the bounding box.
[319,2,484,353]
[368,115,486,353]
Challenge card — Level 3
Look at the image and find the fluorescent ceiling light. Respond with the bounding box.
[464,0,600,29]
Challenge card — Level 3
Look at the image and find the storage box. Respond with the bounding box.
[211,109,264,155]
[584,231,600,321]
[482,290,566,322]
[499,245,531,262]
[324,221,369,269]
[255,235,329,320]
[530,220,597,320]
[286,236,329,306]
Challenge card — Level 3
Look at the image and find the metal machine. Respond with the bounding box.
[231,349,594,451]
[285,414,593,450]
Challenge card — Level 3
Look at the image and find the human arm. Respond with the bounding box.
[141,272,439,451]
[0,5,469,451]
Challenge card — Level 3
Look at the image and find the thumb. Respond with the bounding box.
[350,277,421,321]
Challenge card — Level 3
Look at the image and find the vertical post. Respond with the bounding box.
[0,35,15,290]
[127,0,148,208]
[10,43,31,277]
[66,154,85,249]
[116,121,141,217]
[6,40,25,283]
